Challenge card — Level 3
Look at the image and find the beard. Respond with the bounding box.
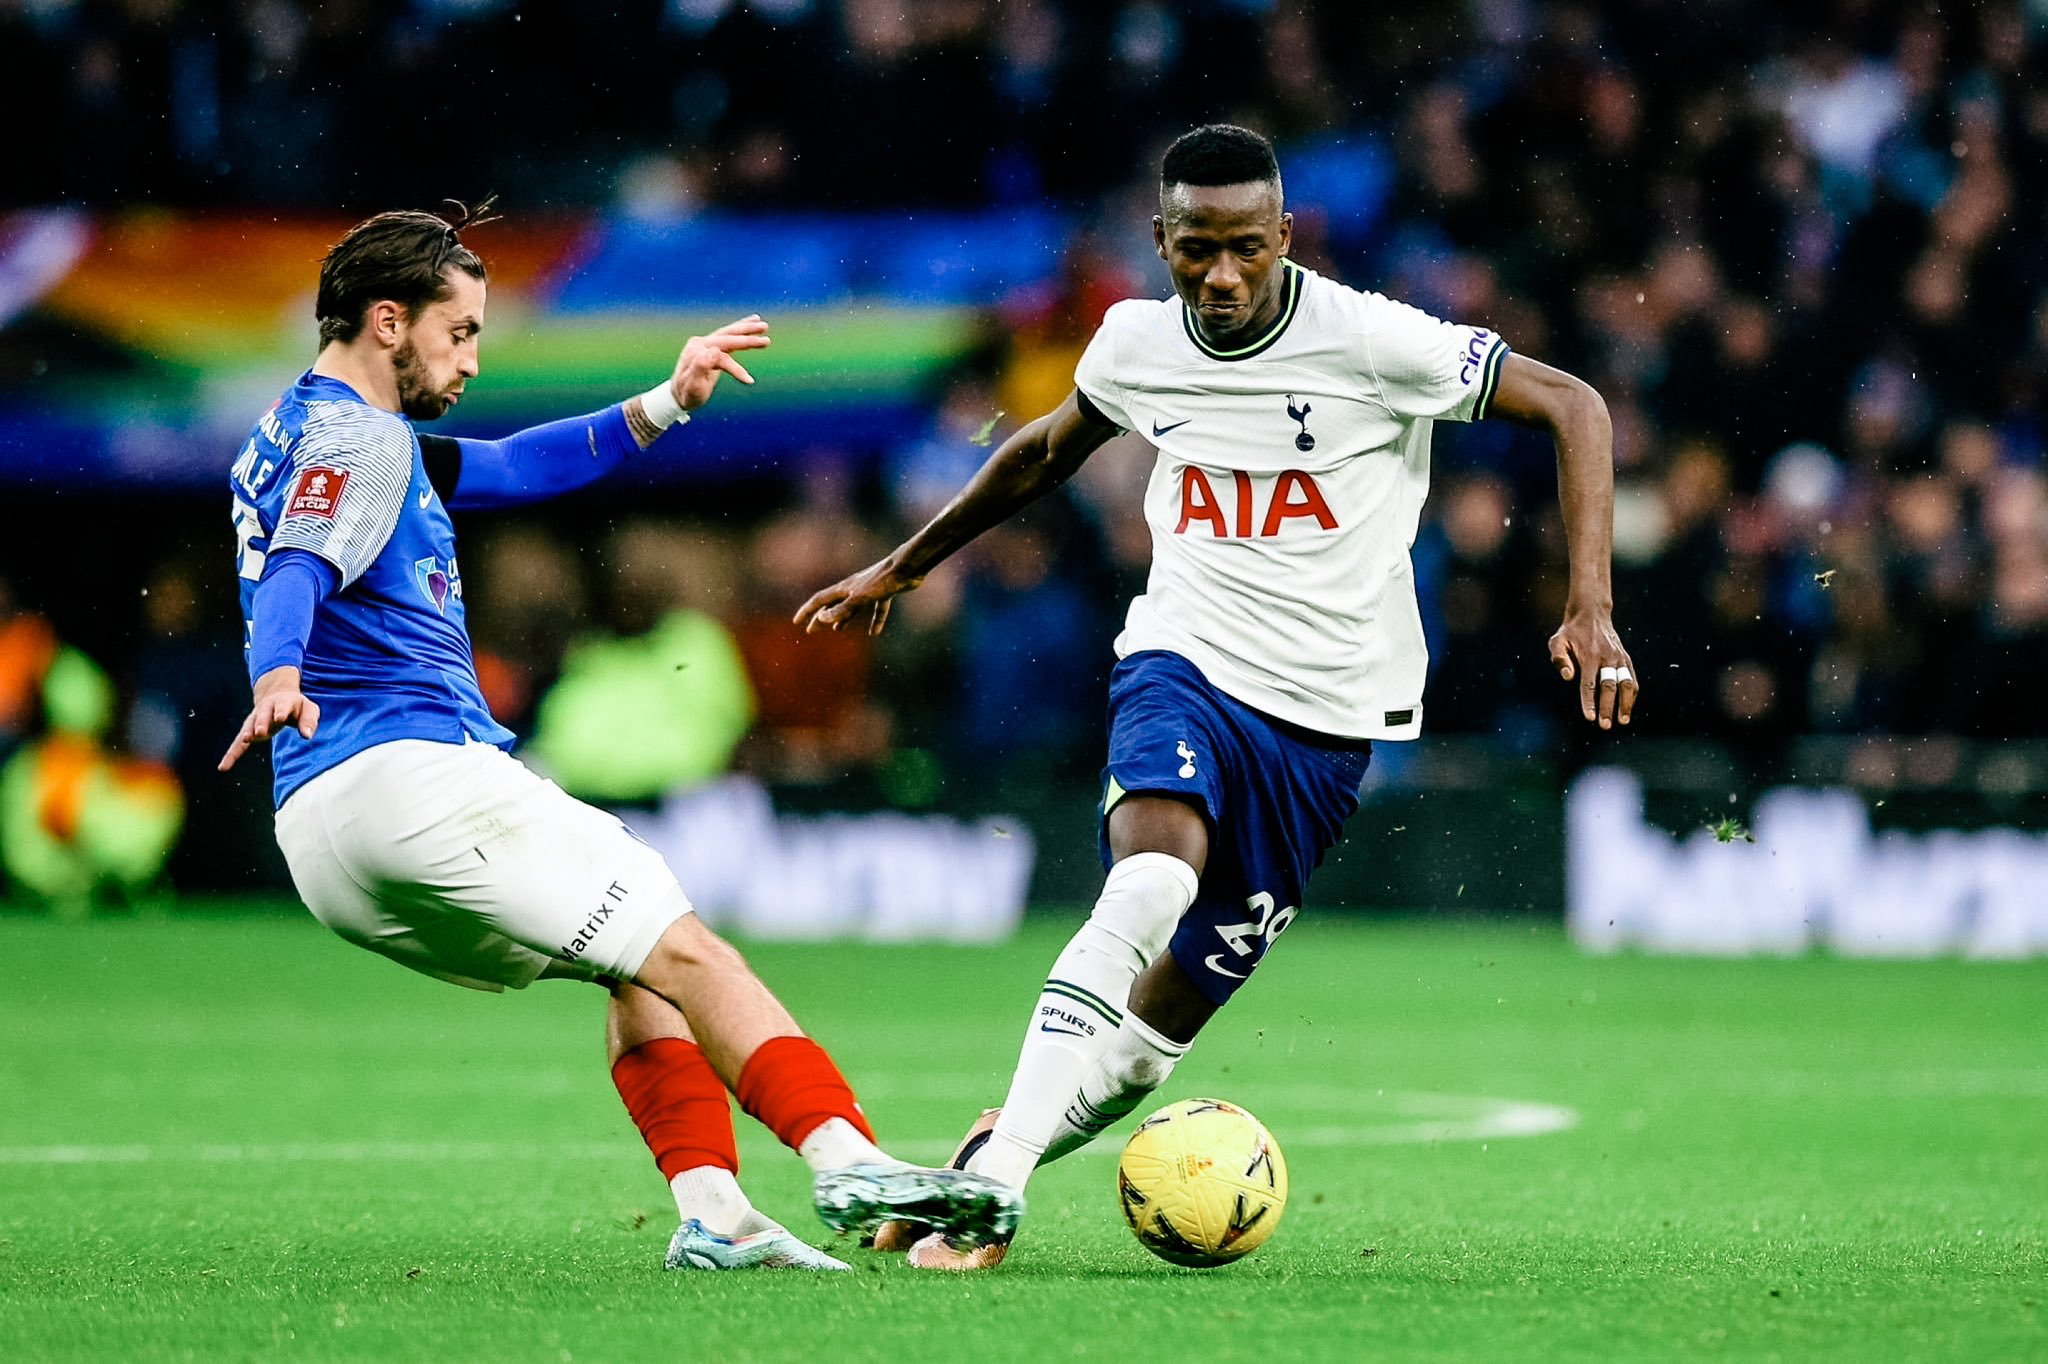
[394,339,456,421]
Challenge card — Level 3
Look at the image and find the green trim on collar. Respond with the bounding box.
[1181,259,1305,362]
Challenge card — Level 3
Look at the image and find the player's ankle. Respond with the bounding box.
[966,1128,1040,1192]
[732,1207,787,1238]
[797,1116,899,1174]
[671,1164,754,1237]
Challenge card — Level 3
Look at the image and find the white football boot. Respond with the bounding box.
[870,1107,1003,1252]
[812,1162,1023,1246]
[664,1216,851,1271]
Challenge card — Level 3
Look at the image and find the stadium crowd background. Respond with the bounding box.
[3,0,2047,906]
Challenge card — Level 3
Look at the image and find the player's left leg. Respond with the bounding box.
[1038,734,1368,1168]
[607,983,848,1270]
[304,740,1018,1248]
[904,940,1223,1271]
[627,908,1022,1247]
[1038,937,1219,1164]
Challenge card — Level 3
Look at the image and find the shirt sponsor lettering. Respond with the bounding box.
[1175,467,1338,538]
[1458,328,1496,384]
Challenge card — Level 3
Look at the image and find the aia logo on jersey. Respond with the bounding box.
[1175,467,1338,538]
[414,555,462,613]
[285,466,349,519]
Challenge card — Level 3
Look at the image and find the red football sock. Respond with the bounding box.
[734,1035,877,1151]
[612,1038,738,1179]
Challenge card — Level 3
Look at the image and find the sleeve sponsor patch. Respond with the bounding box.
[286,466,350,519]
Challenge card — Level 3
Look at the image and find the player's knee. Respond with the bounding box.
[641,913,748,979]
[1091,851,1200,963]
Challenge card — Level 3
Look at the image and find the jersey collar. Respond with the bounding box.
[1181,258,1304,362]
[297,370,372,405]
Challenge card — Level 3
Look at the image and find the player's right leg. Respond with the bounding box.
[626,914,1022,1247]
[899,650,1371,1270]
[949,650,1229,1199]
[873,656,1223,1262]
[607,984,848,1271]
[890,795,1213,1270]
[969,794,1207,1193]
[273,738,1017,1249]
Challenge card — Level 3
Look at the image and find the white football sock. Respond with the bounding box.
[796,1116,900,1175]
[969,853,1198,1191]
[733,1207,787,1238]
[670,1165,755,1236]
[1041,1011,1191,1164]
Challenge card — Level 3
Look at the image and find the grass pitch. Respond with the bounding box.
[1,907,2042,1363]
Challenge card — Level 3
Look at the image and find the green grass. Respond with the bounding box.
[1,909,2042,1363]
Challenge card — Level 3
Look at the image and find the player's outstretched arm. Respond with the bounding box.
[622,314,771,447]
[795,391,1118,636]
[434,317,772,511]
[1485,354,1638,730]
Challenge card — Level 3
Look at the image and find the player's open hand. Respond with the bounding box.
[794,556,924,637]
[669,315,771,411]
[219,665,319,771]
[1548,610,1638,730]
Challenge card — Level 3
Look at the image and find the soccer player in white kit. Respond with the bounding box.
[219,201,1022,1271]
[797,125,1639,1269]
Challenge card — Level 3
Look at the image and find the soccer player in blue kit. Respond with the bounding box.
[219,202,1021,1271]
[797,126,1640,1269]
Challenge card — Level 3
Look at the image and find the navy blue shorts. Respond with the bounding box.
[1098,651,1371,1004]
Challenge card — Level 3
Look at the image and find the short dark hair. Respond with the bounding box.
[315,197,498,347]
[1161,124,1280,189]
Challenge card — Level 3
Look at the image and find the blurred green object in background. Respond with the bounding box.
[526,609,755,804]
[0,649,184,915]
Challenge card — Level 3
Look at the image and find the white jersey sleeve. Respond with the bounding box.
[1072,301,1144,431]
[1359,293,1511,424]
[269,401,415,589]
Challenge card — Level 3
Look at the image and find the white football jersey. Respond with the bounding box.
[1073,259,1510,740]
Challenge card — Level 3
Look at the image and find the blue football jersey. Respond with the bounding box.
[230,371,514,807]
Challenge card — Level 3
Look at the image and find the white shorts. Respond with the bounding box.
[274,739,692,992]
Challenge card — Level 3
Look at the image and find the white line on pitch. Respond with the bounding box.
[0,1093,1575,1167]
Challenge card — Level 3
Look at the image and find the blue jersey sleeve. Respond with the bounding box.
[269,401,415,587]
[425,403,639,510]
[247,549,338,678]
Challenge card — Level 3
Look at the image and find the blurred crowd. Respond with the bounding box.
[7,0,2048,900]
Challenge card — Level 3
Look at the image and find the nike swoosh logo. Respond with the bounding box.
[1152,418,1192,437]
[1039,1023,1087,1036]
[1203,953,1249,980]
[419,488,432,508]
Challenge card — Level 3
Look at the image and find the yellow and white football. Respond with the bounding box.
[1116,1097,1288,1267]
